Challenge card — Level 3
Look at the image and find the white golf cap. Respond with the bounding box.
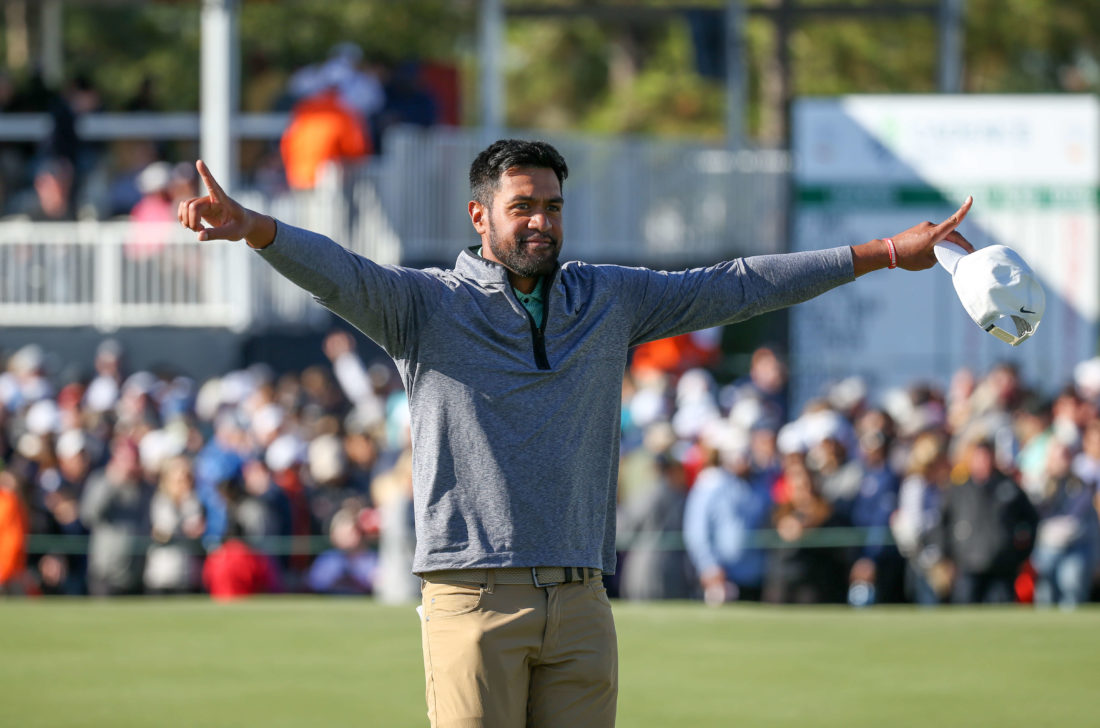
[935,242,1045,346]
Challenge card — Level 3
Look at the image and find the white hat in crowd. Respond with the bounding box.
[935,242,1045,346]
[84,377,119,413]
[800,409,851,448]
[308,434,346,484]
[25,399,61,435]
[827,376,867,414]
[251,403,285,443]
[1074,357,1100,402]
[56,429,88,460]
[266,433,306,472]
[776,420,807,455]
[729,396,766,432]
[10,344,44,375]
[136,161,172,195]
[139,428,186,473]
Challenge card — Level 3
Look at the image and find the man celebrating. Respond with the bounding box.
[179,139,972,727]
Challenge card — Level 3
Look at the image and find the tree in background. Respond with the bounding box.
[1,0,1099,142]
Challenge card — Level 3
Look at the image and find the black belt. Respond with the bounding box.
[423,566,601,587]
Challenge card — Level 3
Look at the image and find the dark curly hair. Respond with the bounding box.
[469,139,568,207]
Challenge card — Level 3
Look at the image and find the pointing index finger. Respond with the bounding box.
[937,195,973,232]
[195,159,225,201]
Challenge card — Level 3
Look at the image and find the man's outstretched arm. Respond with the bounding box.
[618,195,978,347]
[851,196,974,276]
[176,159,442,359]
[178,160,276,249]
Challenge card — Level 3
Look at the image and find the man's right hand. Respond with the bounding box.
[177,160,276,249]
[323,330,356,362]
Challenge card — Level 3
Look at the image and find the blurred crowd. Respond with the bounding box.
[0,331,419,602]
[1,325,1098,608]
[617,337,1100,608]
[0,42,457,224]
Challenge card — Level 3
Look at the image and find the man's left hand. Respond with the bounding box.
[853,196,975,276]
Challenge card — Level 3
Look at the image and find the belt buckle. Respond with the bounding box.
[531,567,558,588]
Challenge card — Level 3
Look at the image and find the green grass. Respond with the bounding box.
[2,599,1098,727]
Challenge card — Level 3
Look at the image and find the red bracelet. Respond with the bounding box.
[885,238,897,269]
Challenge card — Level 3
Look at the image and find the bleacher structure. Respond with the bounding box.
[0,118,790,334]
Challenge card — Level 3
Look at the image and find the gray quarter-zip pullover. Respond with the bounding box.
[258,223,854,573]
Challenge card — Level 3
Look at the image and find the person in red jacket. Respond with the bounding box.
[202,527,280,601]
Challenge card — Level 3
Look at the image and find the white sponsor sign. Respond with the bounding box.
[791,95,1099,410]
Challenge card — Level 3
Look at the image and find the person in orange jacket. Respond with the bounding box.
[280,79,371,190]
[0,470,28,595]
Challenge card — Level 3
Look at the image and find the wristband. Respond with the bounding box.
[885,238,897,269]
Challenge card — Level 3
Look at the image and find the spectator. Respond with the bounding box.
[343,428,379,496]
[848,416,903,605]
[55,428,93,493]
[36,484,86,596]
[307,506,377,595]
[124,161,203,305]
[891,430,952,605]
[0,344,53,410]
[323,330,389,433]
[50,74,103,181]
[764,458,849,604]
[265,433,313,581]
[285,43,385,120]
[80,438,151,596]
[307,432,366,534]
[326,43,386,122]
[683,428,770,604]
[927,438,1038,604]
[280,70,372,190]
[1072,418,1100,490]
[1,73,99,218]
[370,61,439,152]
[15,402,63,507]
[0,71,22,212]
[805,410,862,520]
[1014,396,1054,502]
[228,459,292,554]
[619,452,692,601]
[105,140,159,217]
[126,161,176,258]
[630,329,721,380]
[202,522,281,601]
[727,346,789,425]
[370,447,418,604]
[1032,440,1098,608]
[0,470,28,595]
[299,364,347,418]
[144,456,205,594]
[193,412,248,549]
[4,157,75,221]
[84,339,124,416]
[35,429,90,595]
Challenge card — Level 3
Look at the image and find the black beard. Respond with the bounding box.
[487,222,560,278]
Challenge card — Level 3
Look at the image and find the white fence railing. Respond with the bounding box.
[0,126,790,331]
[0,112,290,141]
[369,126,791,266]
[0,221,253,330]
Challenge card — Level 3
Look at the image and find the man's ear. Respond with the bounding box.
[469,200,488,236]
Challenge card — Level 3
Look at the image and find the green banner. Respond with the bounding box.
[797,184,1100,210]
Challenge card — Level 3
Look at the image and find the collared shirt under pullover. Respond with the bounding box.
[257,223,855,574]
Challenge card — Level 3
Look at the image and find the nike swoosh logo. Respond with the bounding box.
[1019,307,1036,314]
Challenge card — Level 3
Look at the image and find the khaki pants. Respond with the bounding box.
[419,571,618,728]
